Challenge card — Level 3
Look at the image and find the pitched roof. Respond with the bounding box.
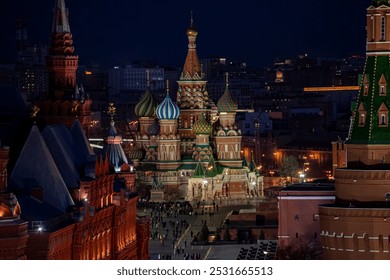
[42,124,80,189]
[9,126,75,213]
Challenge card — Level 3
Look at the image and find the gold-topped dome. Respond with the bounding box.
[186,11,198,36]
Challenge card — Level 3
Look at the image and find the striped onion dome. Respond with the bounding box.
[193,112,212,135]
[134,87,157,117]
[217,83,238,113]
[147,118,160,135]
[128,145,144,160]
[156,93,180,120]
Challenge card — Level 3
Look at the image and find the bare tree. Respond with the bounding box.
[279,155,299,185]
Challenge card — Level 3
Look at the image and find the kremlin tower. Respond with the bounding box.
[35,0,92,131]
[320,0,390,259]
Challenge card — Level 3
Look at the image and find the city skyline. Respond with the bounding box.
[1,0,368,67]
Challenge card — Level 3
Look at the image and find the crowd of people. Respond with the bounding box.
[138,200,206,260]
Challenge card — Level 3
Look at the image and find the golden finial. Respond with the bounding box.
[166,80,170,95]
[31,104,40,118]
[108,102,116,122]
[71,100,79,113]
[186,10,198,36]
[225,72,229,87]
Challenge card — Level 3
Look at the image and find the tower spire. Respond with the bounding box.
[146,69,150,89]
[166,79,170,96]
[225,72,229,88]
[52,0,71,33]
[181,11,201,80]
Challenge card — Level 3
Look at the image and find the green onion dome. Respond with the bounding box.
[217,83,238,113]
[134,88,157,117]
[193,112,212,135]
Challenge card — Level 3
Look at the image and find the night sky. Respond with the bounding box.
[0,0,370,68]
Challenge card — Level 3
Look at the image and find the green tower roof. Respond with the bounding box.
[349,55,390,144]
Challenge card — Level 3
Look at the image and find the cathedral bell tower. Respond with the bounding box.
[176,13,210,147]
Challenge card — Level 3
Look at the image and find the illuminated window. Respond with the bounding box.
[378,102,389,127]
[379,74,387,96]
[360,113,365,125]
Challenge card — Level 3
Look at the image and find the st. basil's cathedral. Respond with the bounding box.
[128,17,263,202]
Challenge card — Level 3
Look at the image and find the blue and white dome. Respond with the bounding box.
[156,94,180,120]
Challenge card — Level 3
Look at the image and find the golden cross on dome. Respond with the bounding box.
[166,79,170,95]
[225,72,229,87]
[146,69,150,88]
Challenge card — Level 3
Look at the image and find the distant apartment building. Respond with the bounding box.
[16,18,48,103]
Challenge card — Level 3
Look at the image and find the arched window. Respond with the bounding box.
[381,114,386,125]
[360,113,365,125]
[381,16,386,41]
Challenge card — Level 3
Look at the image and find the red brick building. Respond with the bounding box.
[0,0,149,260]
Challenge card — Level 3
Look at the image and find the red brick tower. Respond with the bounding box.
[35,0,91,131]
[46,0,78,100]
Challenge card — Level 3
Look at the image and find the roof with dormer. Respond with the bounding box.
[349,55,390,144]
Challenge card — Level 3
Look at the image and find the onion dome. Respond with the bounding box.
[128,145,144,161]
[217,73,238,113]
[372,0,390,6]
[156,92,180,120]
[134,87,157,117]
[186,11,198,36]
[147,118,160,135]
[193,112,212,135]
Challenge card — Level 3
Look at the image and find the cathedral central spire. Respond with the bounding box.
[181,12,202,80]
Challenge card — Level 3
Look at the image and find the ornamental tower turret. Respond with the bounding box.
[214,73,242,167]
[192,112,213,161]
[319,0,390,260]
[176,13,210,147]
[46,0,78,100]
[156,82,181,168]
